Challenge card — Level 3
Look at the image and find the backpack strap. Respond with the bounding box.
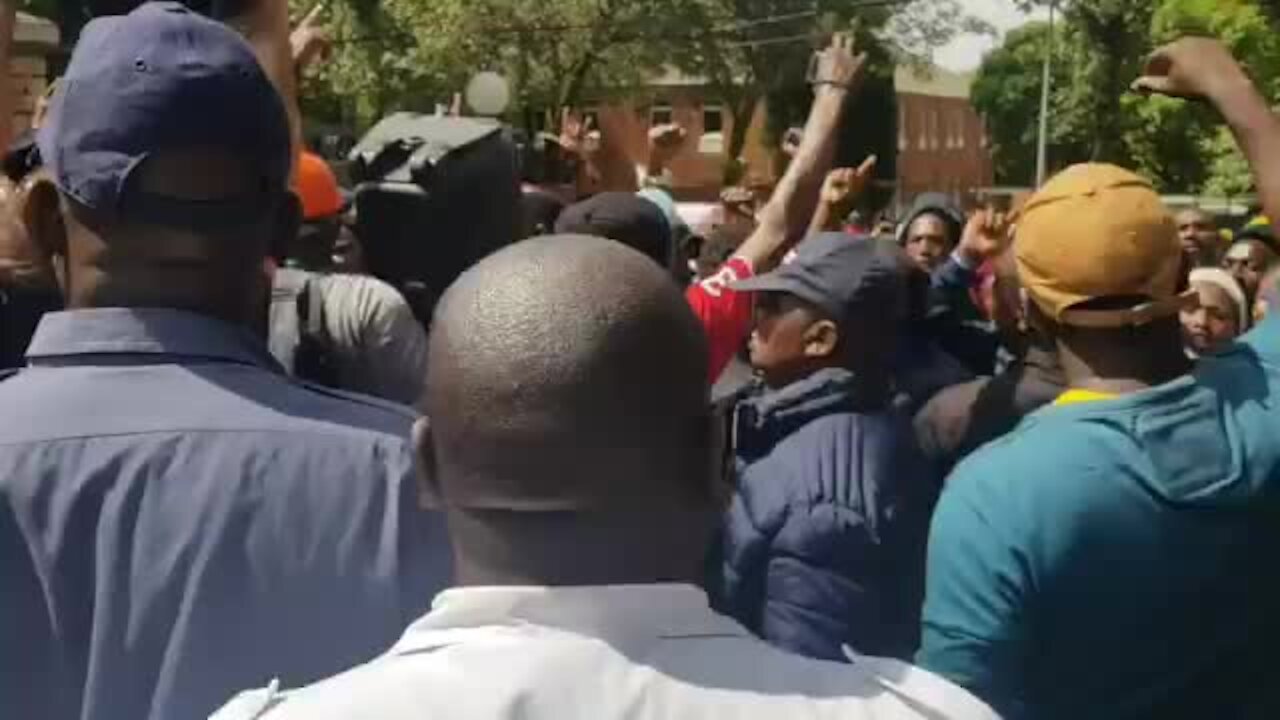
[292,273,340,388]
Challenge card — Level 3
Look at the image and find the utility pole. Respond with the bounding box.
[1035,0,1056,187]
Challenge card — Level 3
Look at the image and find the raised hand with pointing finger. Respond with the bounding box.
[290,1,330,72]
[809,155,877,234]
[956,207,1011,268]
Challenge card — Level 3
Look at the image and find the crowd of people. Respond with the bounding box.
[2,2,1280,719]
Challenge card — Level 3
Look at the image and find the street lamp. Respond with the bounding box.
[1035,0,1056,187]
[465,71,511,117]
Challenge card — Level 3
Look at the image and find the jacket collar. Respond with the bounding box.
[735,367,884,460]
[392,584,749,655]
[26,308,281,371]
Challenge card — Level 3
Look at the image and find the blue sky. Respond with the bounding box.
[933,0,1048,71]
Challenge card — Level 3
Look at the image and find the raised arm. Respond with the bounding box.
[735,34,866,272]
[638,123,688,190]
[1135,38,1280,225]
[0,2,13,155]
[230,0,302,175]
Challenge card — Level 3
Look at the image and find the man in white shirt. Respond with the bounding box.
[212,235,997,720]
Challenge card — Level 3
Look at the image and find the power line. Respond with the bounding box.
[329,0,913,48]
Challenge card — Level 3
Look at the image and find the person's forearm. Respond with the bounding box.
[232,3,302,178]
[736,88,847,269]
[0,2,15,156]
[1214,80,1280,224]
[808,201,839,237]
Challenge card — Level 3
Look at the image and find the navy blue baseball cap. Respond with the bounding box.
[38,2,291,227]
[732,233,910,322]
[555,192,673,267]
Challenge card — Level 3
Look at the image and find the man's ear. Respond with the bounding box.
[411,416,441,510]
[803,319,840,359]
[21,176,66,269]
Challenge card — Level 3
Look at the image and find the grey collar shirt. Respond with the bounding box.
[0,308,451,720]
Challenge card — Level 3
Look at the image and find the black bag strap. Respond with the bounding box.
[293,275,340,388]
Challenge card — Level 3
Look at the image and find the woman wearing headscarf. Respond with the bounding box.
[1181,267,1249,357]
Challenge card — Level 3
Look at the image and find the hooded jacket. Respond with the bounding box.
[712,368,939,662]
[900,193,998,375]
[918,316,1280,720]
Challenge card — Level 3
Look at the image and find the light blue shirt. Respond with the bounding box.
[0,308,451,720]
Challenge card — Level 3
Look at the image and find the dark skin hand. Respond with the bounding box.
[1135,38,1280,227]
[807,156,877,236]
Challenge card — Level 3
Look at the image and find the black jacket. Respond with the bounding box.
[913,344,1065,475]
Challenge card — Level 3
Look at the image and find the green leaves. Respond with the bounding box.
[976,0,1280,194]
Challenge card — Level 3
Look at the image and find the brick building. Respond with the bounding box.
[590,63,993,212]
[892,65,994,211]
[582,68,775,201]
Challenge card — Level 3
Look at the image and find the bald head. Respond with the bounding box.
[424,234,710,513]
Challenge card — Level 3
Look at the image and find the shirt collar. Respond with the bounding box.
[392,584,749,655]
[26,308,281,371]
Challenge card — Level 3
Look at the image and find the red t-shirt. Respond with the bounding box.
[686,256,755,382]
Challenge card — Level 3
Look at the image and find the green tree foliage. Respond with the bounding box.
[980,0,1280,194]
[970,21,1082,184]
[298,0,986,167]
[666,0,989,181]
[296,0,686,131]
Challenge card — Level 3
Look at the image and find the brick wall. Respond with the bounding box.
[894,91,994,211]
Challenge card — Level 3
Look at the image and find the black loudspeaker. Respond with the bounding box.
[348,114,521,327]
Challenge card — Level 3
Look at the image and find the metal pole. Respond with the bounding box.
[1035,1,1056,187]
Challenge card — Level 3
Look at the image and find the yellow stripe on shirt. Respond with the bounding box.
[1054,389,1119,406]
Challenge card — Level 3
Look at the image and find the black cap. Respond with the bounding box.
[732,233,910,321]
[519,188,567,238]
[554,192,673,267]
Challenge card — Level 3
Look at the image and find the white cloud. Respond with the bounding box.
[933,0,1050,72]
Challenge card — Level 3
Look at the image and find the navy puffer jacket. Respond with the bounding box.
[711,368,938,662]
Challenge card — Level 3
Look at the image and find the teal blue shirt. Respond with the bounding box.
[917,315,1280,720]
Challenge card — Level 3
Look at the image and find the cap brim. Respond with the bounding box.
[730,273,795,294]
[1055,290,1196,328]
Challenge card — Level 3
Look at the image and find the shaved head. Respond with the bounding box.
[425,234,710,513]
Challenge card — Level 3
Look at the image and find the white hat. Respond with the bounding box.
[1188,267,1249,332]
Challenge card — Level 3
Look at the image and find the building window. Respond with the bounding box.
[582,108,601,130]
[703,105,724,134]
[650,103,674,127]
[955,112,966,149]
[898,105,908,152]
[918,108,928,150]
[699,104,725,154]
[930,109,940,150]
